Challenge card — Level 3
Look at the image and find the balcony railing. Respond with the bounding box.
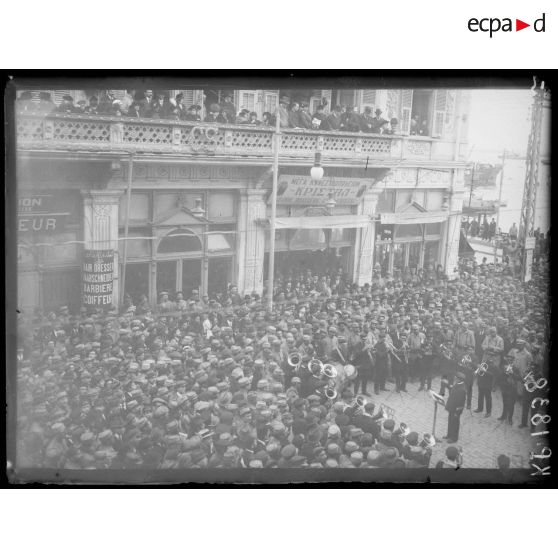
[16,112,465,164]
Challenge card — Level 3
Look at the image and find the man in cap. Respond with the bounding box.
[444,372,466,443]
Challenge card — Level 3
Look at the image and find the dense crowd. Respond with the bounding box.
[16,90,400,134]
[16,256,550,470]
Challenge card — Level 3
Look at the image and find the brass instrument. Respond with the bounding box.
[335,347,347,364]
[504,363,515,376]
[474,362,488,377]
[309,358,325,377]
[420,433,436,448]
[355,395,367,410]
[287,352,302,370]
[398,422,411,437]
[386,341,402,363]
[324,386,338,400]
[460,354,472,367]
[323,363,338,380]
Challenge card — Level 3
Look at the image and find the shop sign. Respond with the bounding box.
[277,175,371,205]
[17,193,69,233]
[82,249,114,308]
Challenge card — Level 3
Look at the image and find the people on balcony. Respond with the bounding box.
[52,95,79,114]
[18,90,407,136]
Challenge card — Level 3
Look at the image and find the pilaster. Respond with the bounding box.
[82,189,124,308]
[354,189,381,286]
[237,189,267,296]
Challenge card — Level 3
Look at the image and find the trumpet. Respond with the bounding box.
[385,341,402,363]
[474,362,488,377]
[287,352,302,369]
[334,347,346,364]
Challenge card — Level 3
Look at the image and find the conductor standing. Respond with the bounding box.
[444,372,466,443]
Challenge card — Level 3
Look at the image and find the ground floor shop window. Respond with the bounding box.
[424,240,440,268]
[208,257,232,297]
[156,261,177,296]
[123,262,149,304]
[408,241,421,270]
[182,260,202,297]
[42,268,81,312]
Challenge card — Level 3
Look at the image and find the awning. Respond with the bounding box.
[261,215,372,230]
[380,211,449,225]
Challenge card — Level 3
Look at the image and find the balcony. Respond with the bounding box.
[16,112,467,167]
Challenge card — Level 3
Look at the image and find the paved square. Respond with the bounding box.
[367,376,535,468]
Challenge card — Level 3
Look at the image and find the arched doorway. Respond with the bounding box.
[155,228,203,298]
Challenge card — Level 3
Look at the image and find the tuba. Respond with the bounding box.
[324,386,338,400]
[287,352,302,369]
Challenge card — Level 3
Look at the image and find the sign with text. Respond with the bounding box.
[17,193,70,233]
[82,250,114,308]
[276,175,371,205]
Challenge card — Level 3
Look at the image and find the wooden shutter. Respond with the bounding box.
[432,90,448,138]
[263,91,278,115]
[360,90,377,112]
[400,90,414,135]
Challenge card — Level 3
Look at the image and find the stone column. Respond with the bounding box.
[354,189,381,286]
[82,189,124,309]
[442,169,465,280]
[237,189,267,296]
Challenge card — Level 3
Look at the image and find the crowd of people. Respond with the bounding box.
[16,90,400,134]
[15,255,549,471]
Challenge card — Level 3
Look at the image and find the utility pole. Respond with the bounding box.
[519,82,545,281]
[493,149,506,263]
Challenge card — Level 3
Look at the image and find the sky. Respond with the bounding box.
[467,89,533,163]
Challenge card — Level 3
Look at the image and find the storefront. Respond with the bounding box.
[118,188,237,304]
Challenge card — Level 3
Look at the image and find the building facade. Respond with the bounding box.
[16,87,470,312]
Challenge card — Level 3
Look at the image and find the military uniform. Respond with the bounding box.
[444,379,466,442]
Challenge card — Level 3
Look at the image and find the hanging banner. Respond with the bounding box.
[82,249,114,308]
[276,175,372,205]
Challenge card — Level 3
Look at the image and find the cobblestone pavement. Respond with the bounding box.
[363,375,535,469]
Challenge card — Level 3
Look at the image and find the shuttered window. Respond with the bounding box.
[359,89,377,112]
[432,90,448,137]
[400,90,414,135]
[237,90,256,112]
[263,91,278,115]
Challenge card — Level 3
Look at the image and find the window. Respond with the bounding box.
[119,228,151,258]
[396,224,423,238]
[208,258,232,297]
[118,193,149,223]
[158,229,202,254]
[377,190,395,213]
[42,269,81,312]
[410,90,434,136]
[425,222,442,236]
[123,262,150,304]
[37,231,78,264]
[237,91,256,112]
[400,90,413,134]
[209,192,236,220]
[426,190,444,210]
[263,92,278,115]
[424,241,440,267]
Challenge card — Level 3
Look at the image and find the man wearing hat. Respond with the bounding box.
[54,94,77,114]
[444,372,466,443]
[277,96,290,127]
[435,446,463,469]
